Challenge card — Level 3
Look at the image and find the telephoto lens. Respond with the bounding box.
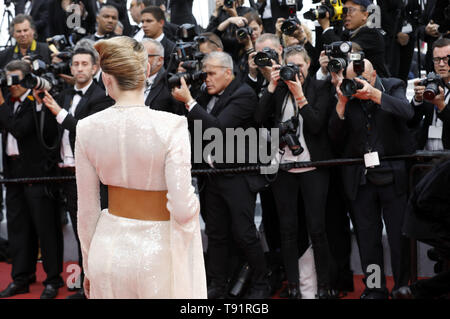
[327,58,347,73]
[20,73,53,91]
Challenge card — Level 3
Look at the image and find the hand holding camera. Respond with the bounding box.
[268,64,281,93]
[171,77,194,105]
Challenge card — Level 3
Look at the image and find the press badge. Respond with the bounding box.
[428,125,443,139]
[364,151,380,168]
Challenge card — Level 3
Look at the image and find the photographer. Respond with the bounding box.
[340,0,390,77]
[408,37,450,151]
[329,59,414,298]
[255,46,335,299]
[32,47,114,299]
[0,60,63,299]
[257,0,303,34]
[207,0,253,62]
[0,14,51,69]
[247,33,284,97]
[171,51,271,299]
[143,39,184,114]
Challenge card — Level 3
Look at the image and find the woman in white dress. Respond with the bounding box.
[73,36,206,299]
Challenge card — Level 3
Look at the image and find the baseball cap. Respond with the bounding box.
[342,0,373,8]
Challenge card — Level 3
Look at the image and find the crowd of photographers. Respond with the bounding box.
[0,0,449,300]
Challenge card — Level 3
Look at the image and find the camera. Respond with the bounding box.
[418,72,444,101]
[278,116,304,156]
[348,51,365,75]
[236,24,253,41]
[167,71,207,90]
[224,0,235,8]
[303,0,343,22]
[281,17,300,36]
[279,63,300,81]
[47,35,70,52]
[340,77,364,97]
[253,47,279,67]
[324,41,352,73]
[177,24,198,42]
[0,71,20,87]
[20,73,56,91]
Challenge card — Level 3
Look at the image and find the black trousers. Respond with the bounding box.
[203,174,268,289]
[5,181,63,287]
[350,181,410,291]
[60,169,84,286]
[271,168,331,289]
[326,168,353,291]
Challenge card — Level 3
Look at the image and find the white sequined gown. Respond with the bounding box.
[74,105,206,299]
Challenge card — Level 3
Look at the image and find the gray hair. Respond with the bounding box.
[203,51,234,73]
[142,38,165,58]
[74,39,99,64]
[255,33,281,48]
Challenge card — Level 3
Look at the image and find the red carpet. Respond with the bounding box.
[0,261,424,299]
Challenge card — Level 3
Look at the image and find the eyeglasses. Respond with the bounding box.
[342,7,366,15]
[148,54,160,58]
[432,56,449,64]
[194,36,221,49]
[283,45,305,55]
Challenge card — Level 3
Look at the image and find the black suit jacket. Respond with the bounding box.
[0,41,51,69]
[144,68,184,115]
[15,0,49,42]
[160,36,176,71]
[407,98,450,150]
[56,82,114,154]
[0,93,58,178]
[342,26,390,78]
[255,76,334,162]
[328,77,415,200]
[186,78,258,169]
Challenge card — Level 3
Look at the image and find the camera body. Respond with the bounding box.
[340,76,364,97]
[253,47,279,67]
[279,63,300,81]
[167,71,207,90]
[324,41,352,73]
[419,72,444,101]
[303,0,343,22]
[0,71,20,87]
[236,25,253,41]
[278,115,304,156]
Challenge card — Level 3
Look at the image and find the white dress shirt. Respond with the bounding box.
[6,90,32,156]
[57,81,93,167]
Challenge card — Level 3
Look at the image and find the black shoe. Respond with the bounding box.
[316,287,338,299]
[360,288,389,299]
[245,283,271,299]
[0,282,29,298]
[66,288,86,299]
[207,283,226,299]
[40,284,59,299]
[287,282,301,299]
[391,286,414,299]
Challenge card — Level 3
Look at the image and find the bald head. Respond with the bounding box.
[346,59,377,85]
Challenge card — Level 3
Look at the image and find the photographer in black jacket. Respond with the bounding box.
[329,58,415,298]
[255,45,335,299]
[0,60,63,299]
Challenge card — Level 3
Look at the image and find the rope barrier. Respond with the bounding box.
[0,150,448,184]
